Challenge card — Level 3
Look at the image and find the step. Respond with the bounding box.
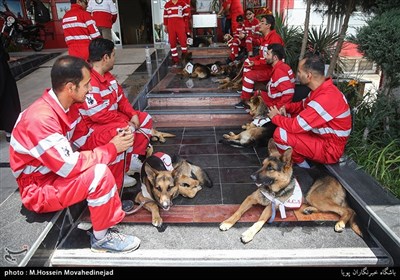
[146,105,252,127]
[147,92,240,107]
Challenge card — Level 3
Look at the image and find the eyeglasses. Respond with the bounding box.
[246,13,253,15]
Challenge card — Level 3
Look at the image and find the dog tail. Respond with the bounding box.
[191,165,213,188]
[349,213,363,237]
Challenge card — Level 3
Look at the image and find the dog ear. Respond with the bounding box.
[144,163,158,183]
[267,138,278,155]
[282,148,293,167]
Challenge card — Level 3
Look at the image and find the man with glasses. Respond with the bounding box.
[62,0,101,61]
[243,8,259,57]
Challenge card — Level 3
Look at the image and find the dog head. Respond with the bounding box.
[141,153,179,210]
[248,96,267,118]
[251,139,293,194]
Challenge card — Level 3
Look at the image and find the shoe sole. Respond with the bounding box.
[91,242,141,254]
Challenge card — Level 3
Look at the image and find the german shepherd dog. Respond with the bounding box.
[182,52,211,79]
[217,61,244,90]
[220,96,275,148]
[135,152,212,227]
[219,139,363,243]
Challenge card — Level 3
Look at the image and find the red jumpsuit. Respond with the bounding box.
[75,69,153,177]
[9,89,125,231]
[271,78,352,164]
[244,17,260,53]
[259,60,295,108]
[62,4,101,61]
[163,0,190,64]
[240,30,284,101]
[230,0,244,33]
[87,0,117,29]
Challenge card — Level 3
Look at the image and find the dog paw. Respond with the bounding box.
[223,134,229,139]
[302,207,313,215]
[240,230,254,244]
[228,132,235,136]
[219,221,233,231]
[152,217,163,228]
[334,221,346,233]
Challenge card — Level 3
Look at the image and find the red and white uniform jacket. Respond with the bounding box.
[77,70,138,127]
[260,61,295,108]
[87,0,118,29]
[244,18,260,36]
[62,4,100,60]
[245,30,284,69]
[272,78,352,146]
[163,0,190,34]
[9,89,118,211]
[75,69,152,163]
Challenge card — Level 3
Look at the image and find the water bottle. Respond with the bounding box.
[145,46,151,64]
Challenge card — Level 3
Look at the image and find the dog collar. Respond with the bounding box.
[261,179,302,223]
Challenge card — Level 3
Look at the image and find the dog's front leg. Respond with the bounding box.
[220,193,259,231]
[241,204,272,243]
[135,193,163,227]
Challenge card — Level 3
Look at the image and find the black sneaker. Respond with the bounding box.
[234,100,247,109]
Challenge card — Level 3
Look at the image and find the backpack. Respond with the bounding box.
[33,0,51,23]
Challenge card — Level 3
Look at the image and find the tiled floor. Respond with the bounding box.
[117,126,340,224]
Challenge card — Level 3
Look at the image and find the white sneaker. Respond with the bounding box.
[123,174,137,188]
[127,156,143,176]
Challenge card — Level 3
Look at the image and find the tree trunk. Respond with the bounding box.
[327,0,355,77]
[299,0,312,60]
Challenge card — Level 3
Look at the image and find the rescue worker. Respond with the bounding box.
[267,53,352,168]
[229,0,244,33]
[9,56,141,253]
[62,0,101,61]
[75,38,153,179]
[243,8,259,57]
[259,43,295,109]
[163,0,190,67]
[235,14,284,109]
[87,0,118,41]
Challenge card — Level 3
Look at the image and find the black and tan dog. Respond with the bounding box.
[219,139,363,243]
[220,96,275,148]
[135,152,212,227]
[150,128,176,143]
[182,52,211,79]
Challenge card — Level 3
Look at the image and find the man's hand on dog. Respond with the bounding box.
[111,126,134,153]
[267,105,280,119]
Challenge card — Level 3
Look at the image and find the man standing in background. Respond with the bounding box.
[62,0,101,61]
[87,0,118,41]
[163,0,190,67]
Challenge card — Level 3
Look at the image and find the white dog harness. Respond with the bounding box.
[260,178,302,222]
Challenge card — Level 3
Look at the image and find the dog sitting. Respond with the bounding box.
[219,139,363,243]
[135,152,211,227]
[220,96,275,148]
[151,128,176,143]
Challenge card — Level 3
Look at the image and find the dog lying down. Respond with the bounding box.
[134,152,212,227]
[151,128,176,143]
[220,96,275,148]
[219,139,363,243]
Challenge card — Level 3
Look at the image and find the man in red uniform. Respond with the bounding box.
[267,53,352,167]
[62,0,101,61]
[229,0,244,33]
[9,56,141,253]
[243,8,259,57]
[163,0,190,66]
[235,14,284,109]
[76,38,153,180]
[87,0,118,41]
[259,43,295,109]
